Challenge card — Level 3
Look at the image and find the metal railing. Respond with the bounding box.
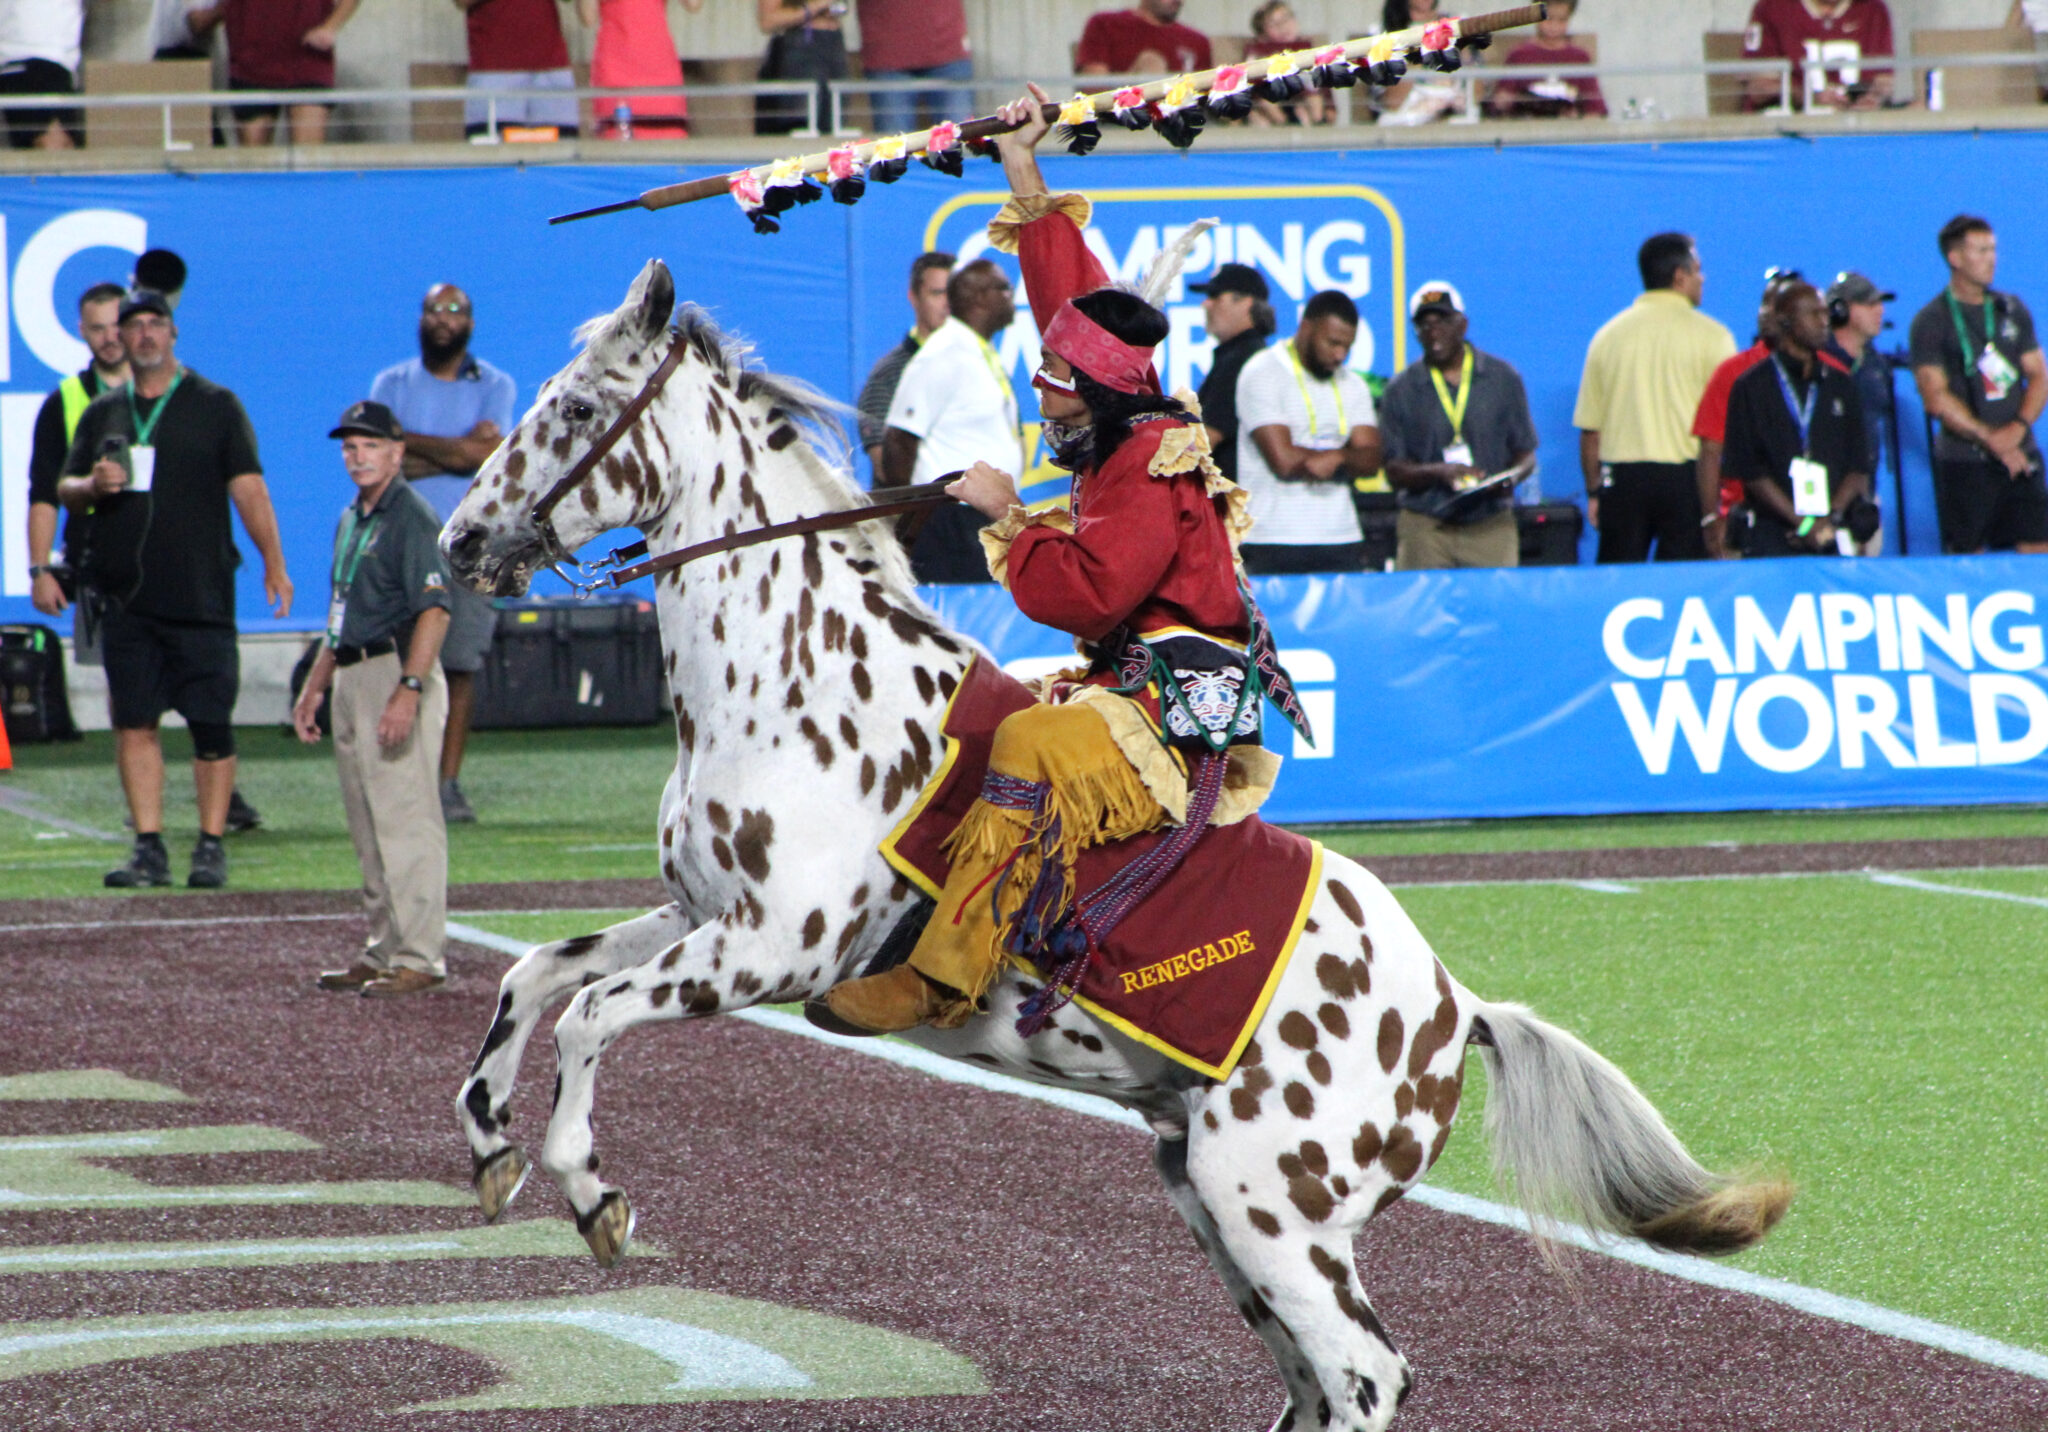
[4,51,2042,153]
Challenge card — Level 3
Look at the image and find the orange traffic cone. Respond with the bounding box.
[0,701,12,772]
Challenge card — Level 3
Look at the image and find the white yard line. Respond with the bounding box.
[1865,871,2048,910]
[448,916,2048,1386]
[0,788,126,843]
[1570,880,1640,894]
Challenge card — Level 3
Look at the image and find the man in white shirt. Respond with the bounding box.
[0,0,84,150]
[883,258,1025,581]
[1234,290,1384,573]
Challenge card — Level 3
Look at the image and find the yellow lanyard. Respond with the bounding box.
[974,330,1019,436]
[1427,346,1474,445]
[1283,342,1346,439]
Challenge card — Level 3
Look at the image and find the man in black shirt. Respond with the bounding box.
[26,281,128,618]
[1722,281,1870,557]
[1908,214,2048,554]
[54,289,294,889]
[1191,263,1274,484]
[855,251,952,479]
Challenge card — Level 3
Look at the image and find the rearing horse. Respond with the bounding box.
[442,259,1791,1432]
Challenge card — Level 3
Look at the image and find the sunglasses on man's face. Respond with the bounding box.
[423,302,469,316]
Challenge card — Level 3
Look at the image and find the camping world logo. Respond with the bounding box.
[1602,591,2048,775]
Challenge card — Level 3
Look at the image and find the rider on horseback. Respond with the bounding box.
[826,85,1308,1034]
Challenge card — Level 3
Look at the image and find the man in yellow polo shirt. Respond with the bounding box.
[1574,232,1737,562]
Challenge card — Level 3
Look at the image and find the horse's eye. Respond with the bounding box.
[563,399,596,424]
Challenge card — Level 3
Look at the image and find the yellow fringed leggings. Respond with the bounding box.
[909,700,1167,1003]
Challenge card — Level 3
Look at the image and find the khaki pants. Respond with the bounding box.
[334,652,448,976]
[1394,507,1520,570]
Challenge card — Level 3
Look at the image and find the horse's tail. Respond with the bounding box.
[1471,999,1793,1257]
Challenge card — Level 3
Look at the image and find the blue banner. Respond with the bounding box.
[931,556,2048,822]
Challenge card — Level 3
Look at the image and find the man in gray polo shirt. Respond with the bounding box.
[293,401,454,999]
[1380,281,1538,569]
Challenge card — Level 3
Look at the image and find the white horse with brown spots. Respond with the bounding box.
[442,260,1791,1432]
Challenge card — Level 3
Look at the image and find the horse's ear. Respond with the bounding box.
[625,259,676,343]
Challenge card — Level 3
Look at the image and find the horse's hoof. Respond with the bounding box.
[577,1188,635,1268]
[474,1146,530,1223]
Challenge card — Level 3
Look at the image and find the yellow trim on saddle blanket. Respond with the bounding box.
[1006,841,1326,1082]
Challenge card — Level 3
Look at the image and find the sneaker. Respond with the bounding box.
[226,789,262,834]
[361,967,448,998]
[317,961,386,991]
[440,778,477,824]
[187,835,228,889]
[105,838,171,889]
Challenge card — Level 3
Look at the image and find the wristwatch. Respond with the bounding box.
[397,674,424,693]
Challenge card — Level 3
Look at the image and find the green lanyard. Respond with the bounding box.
[125,370,183,447]
[1946,290,1996,369]
[1283,342,1347,438]
[1426,345,1474,445]
[973,330,1019,438]
[332,505,381,592]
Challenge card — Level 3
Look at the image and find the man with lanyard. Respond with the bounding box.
[1190,262,1275,484]
[294,402,455,998]
[27,281,127,619]
[825,82,1304,1035]
[1720,281,1870,557]
[1233,289,1383,573]
[1909,214,2048,554]
[1822,270,1897,554]
[881,257,1024,582]
[57,288,292,890]
[856,251,953,477]
[1380,281,1538,569]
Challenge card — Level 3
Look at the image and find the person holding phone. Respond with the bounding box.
[54,288,292,890]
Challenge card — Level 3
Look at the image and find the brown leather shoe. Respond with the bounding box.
[316,962,384,992]
[361,968,448,998]
[823,963,973,1033]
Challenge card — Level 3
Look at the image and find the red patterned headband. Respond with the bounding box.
[1042,300,1158,396]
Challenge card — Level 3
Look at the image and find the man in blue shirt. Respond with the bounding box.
[370,283,516,824]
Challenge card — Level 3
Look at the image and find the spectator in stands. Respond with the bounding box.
[1373,0,1472,126]
[1245,3,1331,126]
[370,284,517,824]
[1910,214,2048,554]
[55,289,293,890]
[857,0,971,136]
[578,0,697,139]
[1692,268,1827,559]
[197,0,360,148]
[1822,270,1896,553]
[1489,0,1605,119]
[857,251,953,478]
[1234,290,1384,573]
[1381,282,1537,570]
[1191,263,1275,484]
[1721,281,1871,557]
[1741,0,1893,111]
[297,401,454,999]
[1574,232,1736,562]
[0,0,83,150]
[882,259,1023,582]
[1076,1,1212,76]
[152,0,213,61]
[457,0,579,139]
[28,283,130,620]
[756,0,846,137]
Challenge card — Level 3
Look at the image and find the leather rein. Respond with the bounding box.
[525,327,956,595]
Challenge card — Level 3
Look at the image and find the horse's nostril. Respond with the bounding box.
[447,526,484,561]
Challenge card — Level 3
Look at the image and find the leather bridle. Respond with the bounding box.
[522,326,956,596]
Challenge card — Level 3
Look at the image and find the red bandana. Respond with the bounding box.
[1042,300,1159,396]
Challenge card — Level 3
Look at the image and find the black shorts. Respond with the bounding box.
[101,611,240,731]
[229,79,333,123]
[1934,458,2048,553]
[1240,542,1371,575]
[0,58,81,148]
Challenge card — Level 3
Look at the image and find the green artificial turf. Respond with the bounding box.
[454,882,2048,1359]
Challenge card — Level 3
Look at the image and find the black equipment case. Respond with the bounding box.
[0,623,80,743]
[471,598,667,730]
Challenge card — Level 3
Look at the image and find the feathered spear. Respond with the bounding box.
[551,5,1548,231]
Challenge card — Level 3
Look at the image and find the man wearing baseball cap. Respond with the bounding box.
[1191,263,1275,483]
[1378,281,1538,569]
[293,400,454,998]
[1823,270,1897,552]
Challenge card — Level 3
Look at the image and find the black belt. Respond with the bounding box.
[332,637,397,667]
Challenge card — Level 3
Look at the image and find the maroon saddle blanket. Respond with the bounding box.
[881,654,1322,1080]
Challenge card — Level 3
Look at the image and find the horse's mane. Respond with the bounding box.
[575,297,927,603]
